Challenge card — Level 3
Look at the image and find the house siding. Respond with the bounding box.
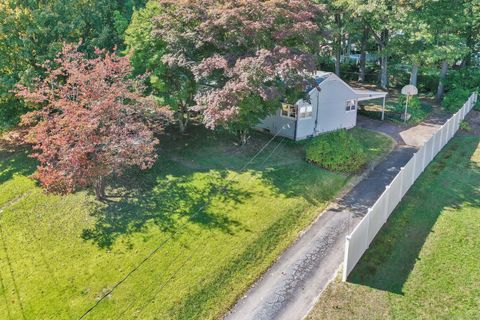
[314,79,357,134]
[256,109,297,139]
[256,73,364,141]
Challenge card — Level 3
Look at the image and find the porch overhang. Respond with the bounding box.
[354,89,388,120]
[354,89,388,101]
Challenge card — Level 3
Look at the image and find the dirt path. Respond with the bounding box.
[224,115,445,320]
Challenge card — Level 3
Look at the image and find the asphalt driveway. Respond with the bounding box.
[225,115,442,320]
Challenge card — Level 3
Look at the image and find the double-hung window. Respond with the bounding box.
[345,99,357,112]
[298,105,313,119]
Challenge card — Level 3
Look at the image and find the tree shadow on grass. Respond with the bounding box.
[347,136,480,294]
[81,169,253,249]
[0,148,36,184]
[255,163,348,206]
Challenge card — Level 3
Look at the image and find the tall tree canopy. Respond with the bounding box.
[16,44,170,199]
[125,1,196,133]
[0,0,146,127]
[149,0,326,142]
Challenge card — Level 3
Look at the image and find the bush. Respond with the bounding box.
[0,99,28,133]
[417,67,439,93]
[442,88,472,113]
[442,68,480,113]
[460,120,472,132]
[391,95,431,124]
[445,68,480,91]
[306,129,367,174]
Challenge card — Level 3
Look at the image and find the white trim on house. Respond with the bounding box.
[353,89,388,120]
[354,89,388,101]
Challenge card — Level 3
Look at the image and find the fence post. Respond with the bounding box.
[364,212,370,251]
[421,144,426,172]
[383,185,391,222]
[430,133,437,160]
[446,119,451,141]
[411,153,417,184]
[342,236,350,281]
[399,167,405,198]
[440,125,445,147]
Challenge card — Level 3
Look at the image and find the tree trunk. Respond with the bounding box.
[464,33,473,67]
[379,29,389,88]
[464,7,474,67]
[410,64,418,86]
[177,107,189,134]
[345,34,351,57]
[380,55,388,88]
[435,60,449,102]
[334,13,342,77]
[237,129,250,146]
[94,177,106,200]
[358,27,369,82]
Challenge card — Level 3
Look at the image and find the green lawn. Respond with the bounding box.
[0,126,391,320]
[308,135,480,320]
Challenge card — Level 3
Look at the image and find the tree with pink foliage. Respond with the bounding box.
[153,0,325,144]
[16,44,171,199]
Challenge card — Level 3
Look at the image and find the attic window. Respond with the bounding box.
[281,103,296,119]
[345,99,357,112]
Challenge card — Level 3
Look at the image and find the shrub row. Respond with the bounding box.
[305,129,367,174]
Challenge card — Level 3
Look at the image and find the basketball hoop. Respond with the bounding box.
[401,85,418,122]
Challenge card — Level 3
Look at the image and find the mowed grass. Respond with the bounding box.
[0,126,391,320]
[308,135,480,320]
[0,127,344,320]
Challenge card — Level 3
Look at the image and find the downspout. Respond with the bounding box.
[294,118,298,141]
[314,88,321,133]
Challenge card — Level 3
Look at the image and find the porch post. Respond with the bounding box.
[381,96,386,121]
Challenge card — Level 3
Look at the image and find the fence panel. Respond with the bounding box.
[447,118,454,140]
[367,192,388,243]
[386,172,402,215]
[433,130,443,156]
[414,147,426,179]
[424,135,435,163]
[342,93,476,281]
[343,217,369,279]
[401,156,415,196]
[441,124,449,148]
[461,104,467,119]
[454,112,461,131]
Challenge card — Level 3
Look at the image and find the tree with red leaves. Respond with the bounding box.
[16,44,171,200]
[152,0,325,144]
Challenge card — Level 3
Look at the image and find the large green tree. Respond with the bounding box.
[0,0,145,127]
[415,0,469,101]
[125,1,196,133]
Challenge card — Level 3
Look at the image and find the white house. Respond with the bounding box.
[256,71,387,141]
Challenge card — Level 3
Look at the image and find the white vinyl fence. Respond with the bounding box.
[342,92,478,281]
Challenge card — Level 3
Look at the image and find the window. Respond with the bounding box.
[281,103,297,119]
[299,105,313,119]
[346,99,357,111]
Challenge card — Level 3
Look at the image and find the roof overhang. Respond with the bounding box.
[354,89,388,101]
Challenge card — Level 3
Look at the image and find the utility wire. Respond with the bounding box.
[117,133,287,318]
[78,127,288,319]
[128,135,287,319]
